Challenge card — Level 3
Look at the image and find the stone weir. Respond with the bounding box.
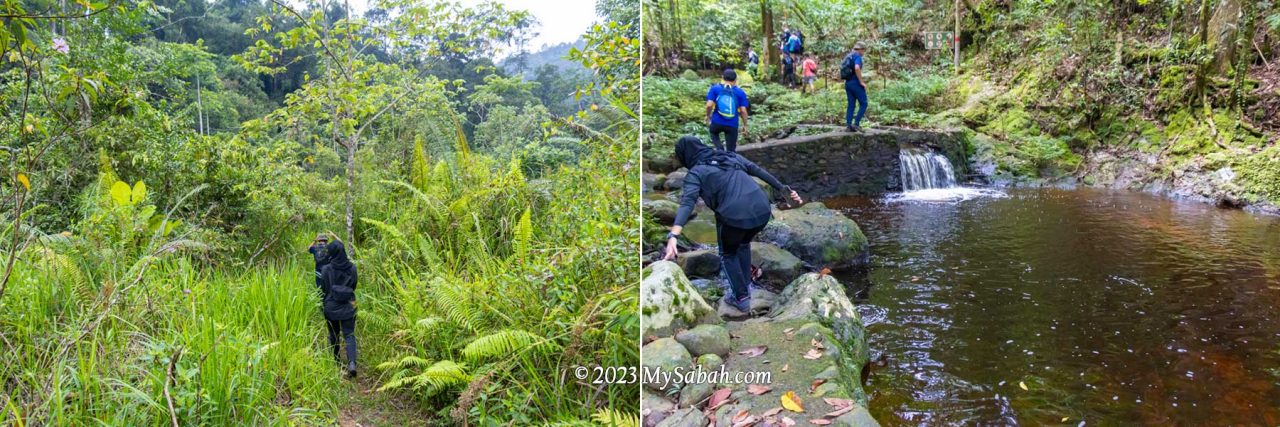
[736,127,970,199]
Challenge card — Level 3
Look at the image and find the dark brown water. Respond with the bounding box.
[825,188,1280,426]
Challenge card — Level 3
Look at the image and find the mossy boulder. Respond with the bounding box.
[642,389,678,427]
[643,173,663,193]
[642,261,723,338]
[750,242,805,288]
[675,249,720,278]
[641,337,693,392]
[757,203,869,270]
[675,324,732,357]
[644,199,680,226]
[664,168,688,190]
[655,407,708,427]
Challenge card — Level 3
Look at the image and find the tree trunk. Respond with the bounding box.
[345,135,356,245]
[762,0,777,79]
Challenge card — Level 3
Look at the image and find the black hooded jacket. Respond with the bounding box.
[319,241,358,321]
[672,136,787,230]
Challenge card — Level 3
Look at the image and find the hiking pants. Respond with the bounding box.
[719,222,767,301]
[326,317,357,365]
[708,122,740,152]
[845,80,868,127]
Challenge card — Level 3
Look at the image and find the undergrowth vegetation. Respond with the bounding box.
[0,0,639,425]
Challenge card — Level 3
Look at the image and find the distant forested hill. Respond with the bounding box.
[502,40,587,75]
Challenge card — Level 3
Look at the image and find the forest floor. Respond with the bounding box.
[334,371,431,426]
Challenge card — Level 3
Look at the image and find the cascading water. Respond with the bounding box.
[894,147,1005,201]
[899,148,956,190]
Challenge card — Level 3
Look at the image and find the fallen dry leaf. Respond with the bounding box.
[781,363,789,372]
[809,379,825,394]
[784,327,796,334]
[810,339,825,350]
[781,391,805,413]
[1019,381,1028,391]
[803,348,823,360]
[781,416,797,426]
[732,409,751,423]
[739,345,768,357]
[748,384,772,395]
[823,405,854,418]
[707,388,734,410]
[731,415,758,427]
[808,419,832,425]
[762,407,784,417]
[822,398,853,408]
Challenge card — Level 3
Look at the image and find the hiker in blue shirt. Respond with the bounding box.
[840,42,869,132]
[705,69,750,152]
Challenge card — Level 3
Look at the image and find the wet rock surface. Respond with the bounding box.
[758,203,870,270]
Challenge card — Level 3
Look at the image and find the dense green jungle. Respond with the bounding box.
[0,0,640,425]
[643,0,1280,211]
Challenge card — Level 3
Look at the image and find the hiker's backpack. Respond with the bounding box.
[715,86,737,118]
[330,281,355,304]
[796,32,806,54]
[785,35,800,53]
[840,54,857,80]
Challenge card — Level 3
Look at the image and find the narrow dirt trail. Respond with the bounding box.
[334,371,432,426]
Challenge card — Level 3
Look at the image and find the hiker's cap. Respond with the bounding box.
[723,69,737,82]
[316,233,328,241]
[853,42,866,51]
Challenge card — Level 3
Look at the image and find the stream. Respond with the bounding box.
[826,187,1280,425]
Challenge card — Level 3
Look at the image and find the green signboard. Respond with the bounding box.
[924,32,954,50]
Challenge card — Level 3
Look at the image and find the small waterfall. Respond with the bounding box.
[899,148,956,191]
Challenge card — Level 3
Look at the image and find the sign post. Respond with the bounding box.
[954,0,960,74]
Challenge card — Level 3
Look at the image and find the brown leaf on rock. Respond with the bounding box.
[822,398,853,408]
[739,345,768,357]
[707,387,734,411]
[803,348,823,360]
[781,416,797,426]
[809,379,825,394]
[731,416,759,427]
[823,405,854,418]
[781,363,789,372]
[748,384,773,395]
[808,419,832,425]
[810,339,825,350]
[732,409,751,423]
[762,407,784,417]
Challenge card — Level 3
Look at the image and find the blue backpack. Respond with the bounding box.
[785,35,801,53]
[715,86,737,119]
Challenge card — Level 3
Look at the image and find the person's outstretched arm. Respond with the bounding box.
[740,156,803,204]
[664,172,704,260]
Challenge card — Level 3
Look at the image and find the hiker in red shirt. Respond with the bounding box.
[801,55,818,94]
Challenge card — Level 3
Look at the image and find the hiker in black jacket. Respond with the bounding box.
[662,136,802,313]
[320,240,359,378]
[307,233,330,289]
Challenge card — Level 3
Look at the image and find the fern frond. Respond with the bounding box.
[461,329,560,361]
[513,208,532,264]
[412,360,470,395]
[591,409,640,427]
[375,355,431,372]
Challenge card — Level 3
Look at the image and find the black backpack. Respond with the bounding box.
[330,282,355,304]
[840,54,856,81]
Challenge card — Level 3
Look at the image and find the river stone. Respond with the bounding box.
[664,168,688,190]
[750,242,805,287]
[676,249,720,278]
[644,199,680,226]
[675,324,731,357]
[643,173,662,193]
[642,389,677,427]
[642,338,693,392]
[758,203,869,270]
[642,261,723,338]
[646,151,681,174]
[696,353,724,369]
[655,407,707,427]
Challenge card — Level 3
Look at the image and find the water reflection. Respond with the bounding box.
[826,188,1280,426]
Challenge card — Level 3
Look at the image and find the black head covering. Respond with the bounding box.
[675,135,711,168]
[326,241,352,271]
[676,135,740,170]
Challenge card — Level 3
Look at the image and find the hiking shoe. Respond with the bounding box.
[346,361,357,379]
[846,125,856,132]
[852,125,864,133]
[727,295,751,313]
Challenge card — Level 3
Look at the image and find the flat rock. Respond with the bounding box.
[758,203,869,270]
[750,242,805,288]
[675,324,732,357]
[644,199,680,226]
